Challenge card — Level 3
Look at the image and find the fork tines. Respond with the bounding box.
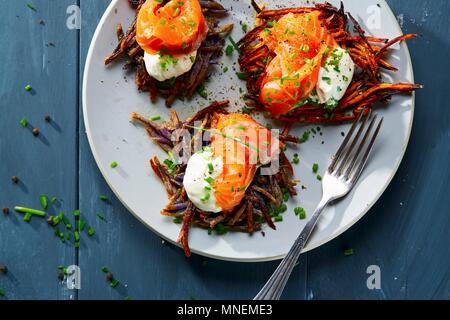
[328,109,384,182]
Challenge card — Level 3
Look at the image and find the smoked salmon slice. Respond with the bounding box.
[259,12,338,117]
[136,0,208,55]
[210,113,278,212]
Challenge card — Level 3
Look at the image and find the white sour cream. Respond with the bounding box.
[143,50,197,82]
[316,47,355,105]
[183,151,223,213]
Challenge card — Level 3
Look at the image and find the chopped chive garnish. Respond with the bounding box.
[196,84,208,99]
[204,186,212,191]
[299,130,310,143]
[273,73,300,84]
[274,216,283,222]
[99,195,108,202]
[51,196,58,204]
[167,151,177,164]
[25,84,33,91]
[110,279,120,288]
[87,226,95,236]
[14,206,46,217]
[101,266,109,273]
[267,20,276,27]
[173,217,183,224]
[26,3,36,11]
[200,193,210,202]
[228,36,242,54]
[294,207,306,219]
[241,106,251,114]
[321,76,332,85]
[278,203,287,213]
[225,44,234,56]
[74,231,80,242]
[292,153,300,165]
[241,23,248,33]
[53,215,60,226]
[236,72,248,80]
[205,177,214,184]
[312,163,319,173]
[54,228,63,238]
[150,115,161,121]
[110,161,118,168]
[207,163,214,173]
[20,117,28,127]
[59,212,71,229]
[222,66,229,73]
[96,213,106,221]
[163,159,174,167]
[207,228,212,235]
[317,175,322,181]
[215,223,228,235]
[23,212,33,222]
[73,209,80,217]
[39,195,48,210]
[79,219,86,231]
[344,248,354,256]
[301,44,310,52]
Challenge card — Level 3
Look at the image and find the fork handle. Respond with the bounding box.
[253,198,329,300]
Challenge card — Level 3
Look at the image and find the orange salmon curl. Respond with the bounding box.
[136,0,208,55]
[259,12,338,117]
[209,113,280,212]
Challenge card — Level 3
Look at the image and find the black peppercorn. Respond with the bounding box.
[106,272,114,282]
[0,264,7,274]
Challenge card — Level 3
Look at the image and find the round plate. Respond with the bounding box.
[83,0,415,262]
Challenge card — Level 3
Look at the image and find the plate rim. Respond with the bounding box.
[82,0,415,262]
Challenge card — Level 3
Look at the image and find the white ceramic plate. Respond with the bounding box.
[83,0,415,261]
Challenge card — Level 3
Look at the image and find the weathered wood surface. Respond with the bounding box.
[0,0,79,300]
[1,0,448,300]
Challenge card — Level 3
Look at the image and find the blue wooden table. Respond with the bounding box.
[1,0,449,300]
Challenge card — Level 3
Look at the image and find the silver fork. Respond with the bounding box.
[254,109,384,300]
